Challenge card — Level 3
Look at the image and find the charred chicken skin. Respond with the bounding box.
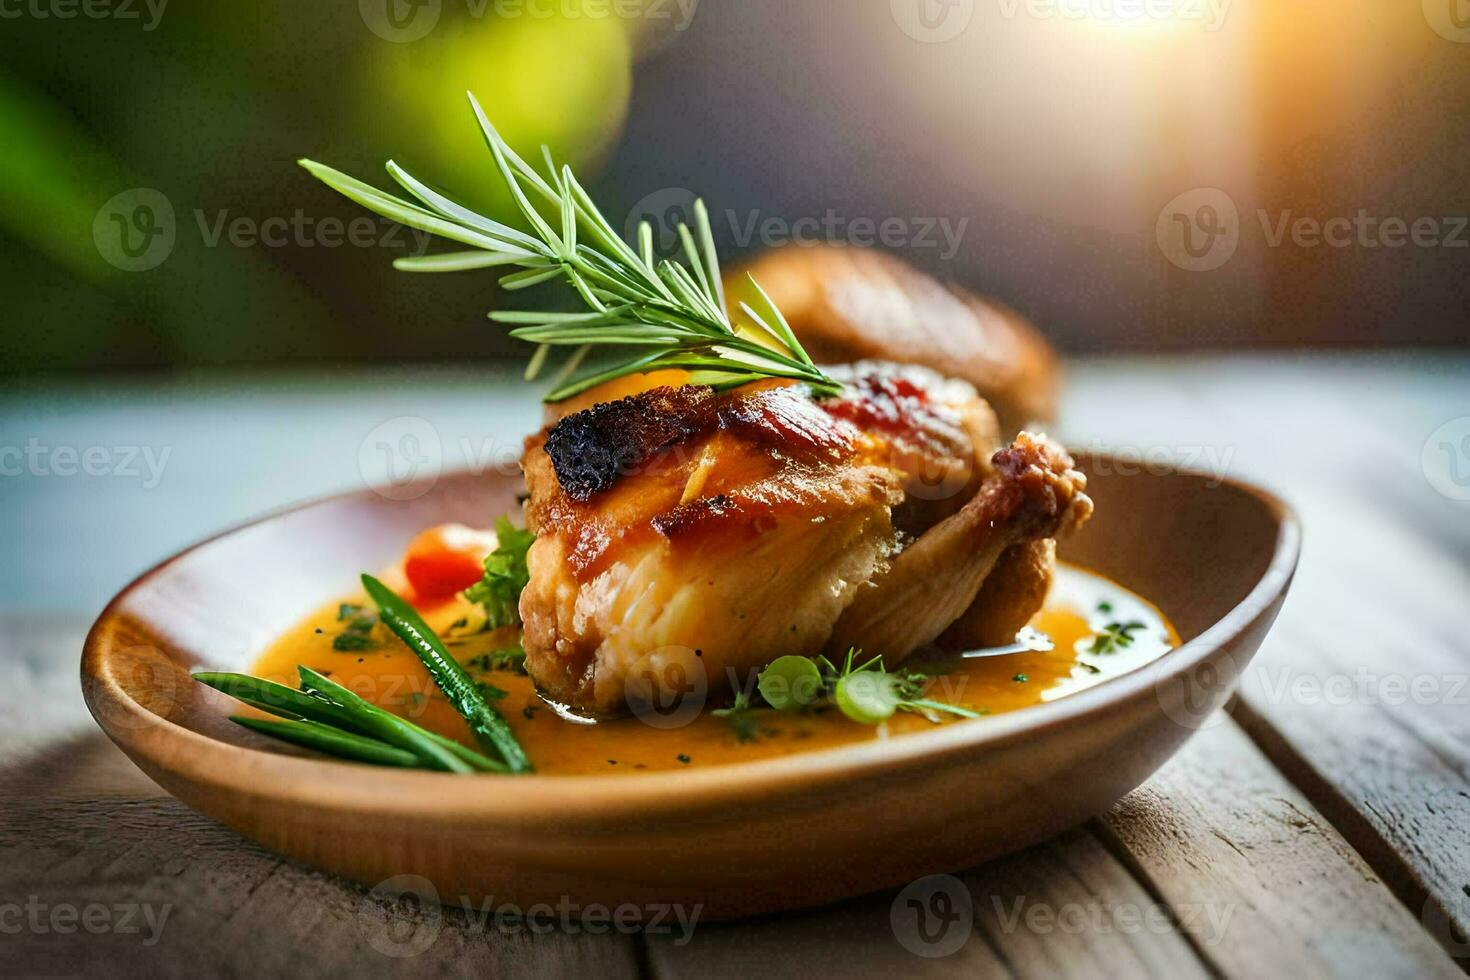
[518,363,1091,717]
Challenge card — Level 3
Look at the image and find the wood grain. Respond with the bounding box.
[0,736,645,980]
[1098,717,1460,978]
[646,828,1211,979]
[1065,357,1470,964]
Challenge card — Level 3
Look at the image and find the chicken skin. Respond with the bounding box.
[518,365,1091,717]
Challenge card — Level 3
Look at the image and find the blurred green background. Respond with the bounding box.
[3,0,1467,373]
[1,2,656,369]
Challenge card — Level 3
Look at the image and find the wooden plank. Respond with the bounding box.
[1065,358,1470,958]
[645,827,1209,979]
[0,735,644,979]
[1212,379,1470,956]
[1233,634,1470,962]
[1098,717,1460,977]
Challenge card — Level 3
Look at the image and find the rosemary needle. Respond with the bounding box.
[300,93,841,403]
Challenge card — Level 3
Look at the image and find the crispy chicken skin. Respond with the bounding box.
[518,366,1090,717]
[520,382,902,716]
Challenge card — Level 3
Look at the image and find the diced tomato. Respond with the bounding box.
[402,523,496,600]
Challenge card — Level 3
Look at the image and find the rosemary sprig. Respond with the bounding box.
[299,92,840,403]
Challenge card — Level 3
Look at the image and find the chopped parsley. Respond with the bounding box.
[330,604,381,651]
[331,631,378,652]
[1089,620,1147,655]
[473,680,509,702]
[713,691,760,742]
[466,642,529,676]
[462,516,535,629]
[1013,673,1029,683]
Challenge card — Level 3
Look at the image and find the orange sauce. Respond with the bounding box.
[251,564,1177,775]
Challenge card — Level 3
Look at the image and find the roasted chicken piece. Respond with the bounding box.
[518,365,1091,717]
[827,436,1090,659]
[729,245,1060,435]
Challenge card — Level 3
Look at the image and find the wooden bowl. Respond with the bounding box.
[81,455,1298,921]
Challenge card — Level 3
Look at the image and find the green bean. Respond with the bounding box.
[230,716,421,768]
[362,574,532,773]
[295,666,471,773]
[195,671,508,773]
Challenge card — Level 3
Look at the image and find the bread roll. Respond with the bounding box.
[728,245,1059,434]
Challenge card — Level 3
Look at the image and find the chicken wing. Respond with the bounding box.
[826,434,1090,660]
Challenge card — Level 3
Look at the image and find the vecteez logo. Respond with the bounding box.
[358,416,444,500]
[889,874,974,957]
[1156,187,1240,273]
[1423,417,1470,502]
[360,0,442,43]
[624,646,708,730]
[1423,0,1470,43]
[0,0,169,31]
[356,875,443,958]
[93,188,176,272]
[891,0,976,43]
[623,187,699,261]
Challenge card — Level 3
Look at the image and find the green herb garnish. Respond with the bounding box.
[299,93,839,403]
[331,631,378,652]
[758,655,823,711]
[1089,620,1147,655]
[828,650,982,725]
[462,516,535,630]
[466,641,529,676]
[712,691,760,743]
[331,604,381,651]
[195,671,506,773]
[196,669,503,773]
[726,649,981,728]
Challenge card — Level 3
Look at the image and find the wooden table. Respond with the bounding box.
[3,355,1466,977]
